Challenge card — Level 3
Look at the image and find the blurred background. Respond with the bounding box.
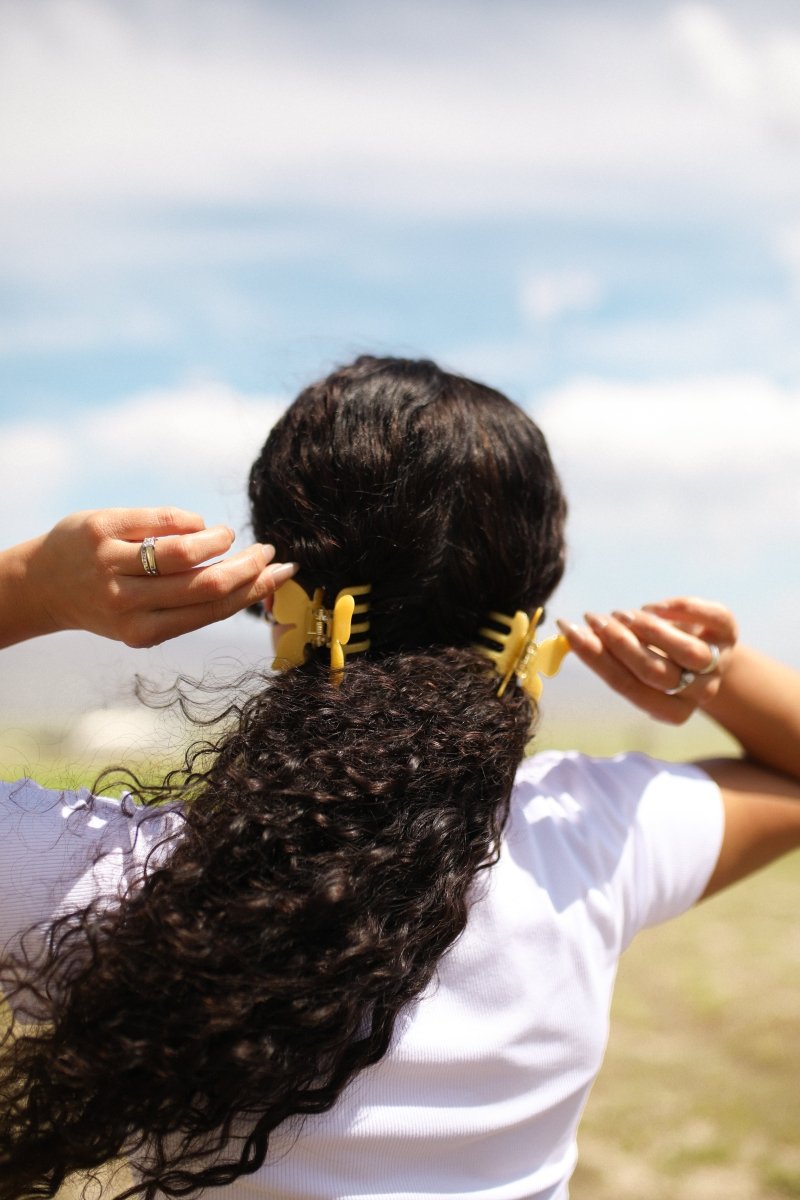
[2,4,800,1193]
[1,0,799,751]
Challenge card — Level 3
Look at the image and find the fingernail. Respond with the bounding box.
[228,527,236,541]
[262,542,276,563]
[613,610,634,625]
[269,562,299,585]
[557,618,582,640]
[584,611,607,631]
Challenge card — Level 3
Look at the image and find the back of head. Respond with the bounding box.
[249,355,566,652]
[0,356,569,1200]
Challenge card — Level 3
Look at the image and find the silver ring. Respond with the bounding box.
[697,642,720,676]
[664,668,696,696]
[140,536,160,576]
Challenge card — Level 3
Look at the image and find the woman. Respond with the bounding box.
[0,355,798,1200]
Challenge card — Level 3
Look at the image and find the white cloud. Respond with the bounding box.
[85,382,286,490]
[671,4,759,102]
[0,423,69,486]
[531,372,800,660]
[1,0,800,222]
[0,382,286,543]
[0,424,73,538]
[519,270,603,324]
[767,32,800,126]
[671,2,800,132]
[535,374,800,548]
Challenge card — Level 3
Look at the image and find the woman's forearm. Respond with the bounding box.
[701,644,800,782]
[0,536,56,649]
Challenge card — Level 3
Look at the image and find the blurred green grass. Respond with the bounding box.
[0,729,184,794]
[573,852,800,1200]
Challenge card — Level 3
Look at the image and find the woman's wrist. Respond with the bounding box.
[0,535,62,650]
[701,643,800,781]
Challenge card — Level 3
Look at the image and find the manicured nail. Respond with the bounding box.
[262,542,276,563]
[584,611,607,631]
[228,527,237,541]
[557,618,582,641]
[269,562,299,585]
[613,610,634,625]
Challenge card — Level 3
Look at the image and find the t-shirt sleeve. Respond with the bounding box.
[613,755,724,946]
[515,751,725,953]
[562,752,725,949]
[0,777,182,957]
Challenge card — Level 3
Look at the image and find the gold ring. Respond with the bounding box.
[140,537,159,576]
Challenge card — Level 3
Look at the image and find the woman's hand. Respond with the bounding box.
[557,597,738,725]
[2,507,297,650]
[559,596,800,899]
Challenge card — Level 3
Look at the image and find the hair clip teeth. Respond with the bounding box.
[475,606,569,701]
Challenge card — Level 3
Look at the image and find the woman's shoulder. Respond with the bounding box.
[0,776,183,844]
[509,749,723,881]
[0,778,184,973]
[508,749,724,940]
[0,778,184,920]
[513,748,715,808]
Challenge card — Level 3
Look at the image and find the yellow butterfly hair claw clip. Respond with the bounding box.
[329,585,371,683]
[479,609,538,698]
[270,579,371,680]
[476,606,570,701]
[329,591,354,675]
[271,579,320,669]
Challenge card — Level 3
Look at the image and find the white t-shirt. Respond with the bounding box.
[0,751,724,1200]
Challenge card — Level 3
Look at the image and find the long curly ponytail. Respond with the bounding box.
[0,357,566,1197]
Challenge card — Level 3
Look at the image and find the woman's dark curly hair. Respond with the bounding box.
[0,356,566,1198]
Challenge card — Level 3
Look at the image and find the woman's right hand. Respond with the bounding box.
[2,507,297,650]
[557,597,738,725]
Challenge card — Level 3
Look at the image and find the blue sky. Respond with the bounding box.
[1,0,799,725]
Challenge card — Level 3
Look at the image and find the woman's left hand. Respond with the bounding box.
[557,596,738,725]
[3,507,297,650]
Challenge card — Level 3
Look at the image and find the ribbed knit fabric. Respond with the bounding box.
[0,752,723,1199]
